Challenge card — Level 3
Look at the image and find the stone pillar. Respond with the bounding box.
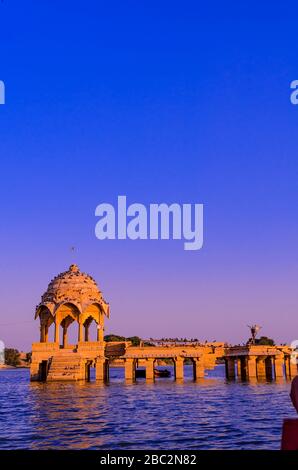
[290,360,297,379]
[78,322,83,342]
[85,324,89,342]
[226,358,235,379]
[77,360,86,380]
[193,358,205,380]
[256,359,266,379]
[97,325,103,342]
[265,357,273,380]
[54,320,60,344]
[236,358,242,378]
[44,325,49,343]
[284,356,297,379]
[247,356,257,379]
[40,324,45,343]
[30,362,41,381]
[85,362,90,381]
[240,358,248,380]
[145,358,155,381]
[125,358,136,382]
[106,360,109,381]
[284,357,291,379]
[224,359,228,378]
[174,357,184,381]
[95,358,109,381]
[62,326,67,348]
[274,357,284,379]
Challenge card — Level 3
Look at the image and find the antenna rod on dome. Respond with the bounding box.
[70,245,77,265]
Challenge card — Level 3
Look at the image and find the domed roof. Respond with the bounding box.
[35,264,110,318]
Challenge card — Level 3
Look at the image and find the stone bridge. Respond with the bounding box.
[30,341,223,382]
[29,265,297,383]
[224,345,296,381]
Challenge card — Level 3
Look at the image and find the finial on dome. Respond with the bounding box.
[69,264,79,273]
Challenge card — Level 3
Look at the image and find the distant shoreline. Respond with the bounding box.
[0,365,30,370]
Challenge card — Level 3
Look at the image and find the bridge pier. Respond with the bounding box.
[236,358,242,378]
[256,358,266,379]
[30,361,41,381]
[240,357,249,380]
[274,357,284,378]
[265,357,273,380]
[285,357,291,379]
[193,358,205,380]
[125,358,136,382]
[235,357,249,380]
[290,361,298,379]
[95,357,109,381]
[224,346,295,382]
[145,358,155,382]
[174,357,184,381]
[247,355,257,379]
[284,356,297,379]
[225,358,235,379]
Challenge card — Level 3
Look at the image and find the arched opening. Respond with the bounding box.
[233,357,248,381]
[83,316,99,342]
[81,303,104,342]
[155,358,175,380]
[38,308,55,343]
[184,357,197,381]
[108,359,124,382]
[89,320,99,341]
[134,358,175,382]
[135,359,147,379]
[55,303,80,348]
[47,320,55,342]
[59,315,78,348]
[85,360,96,381]
[132,358,177,381]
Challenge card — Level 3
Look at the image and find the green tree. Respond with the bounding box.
[126,336,141,346]
[104,334,126,342]
[104,334,155,347]
[26,352,32,363]
[5,348,21,366]
[255,336,275,346]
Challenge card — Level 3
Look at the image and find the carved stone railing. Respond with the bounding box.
[32,342,59,352]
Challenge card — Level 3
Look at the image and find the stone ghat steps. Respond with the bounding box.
[49,356,82,362]
[51,349,78,355]
[48,364,81,370]
[47,373,80,381]
[47,353,84,382]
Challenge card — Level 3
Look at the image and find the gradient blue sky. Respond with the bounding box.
[0,1,298,350]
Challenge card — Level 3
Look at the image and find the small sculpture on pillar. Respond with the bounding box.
[247,324,261,345]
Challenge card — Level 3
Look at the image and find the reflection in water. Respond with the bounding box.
[29,381,109,449]
[0,366,295,450]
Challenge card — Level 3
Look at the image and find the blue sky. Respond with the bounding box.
[0,1,298,350]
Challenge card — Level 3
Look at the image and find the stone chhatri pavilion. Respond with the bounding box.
[31,265,297,383]
[31,264,110,381]
[35,263,109,345]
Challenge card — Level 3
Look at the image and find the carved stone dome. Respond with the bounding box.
[35,264,109,318]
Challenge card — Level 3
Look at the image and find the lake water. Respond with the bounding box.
[0,366,295,450]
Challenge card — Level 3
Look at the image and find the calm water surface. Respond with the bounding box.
[0,366,294,450]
